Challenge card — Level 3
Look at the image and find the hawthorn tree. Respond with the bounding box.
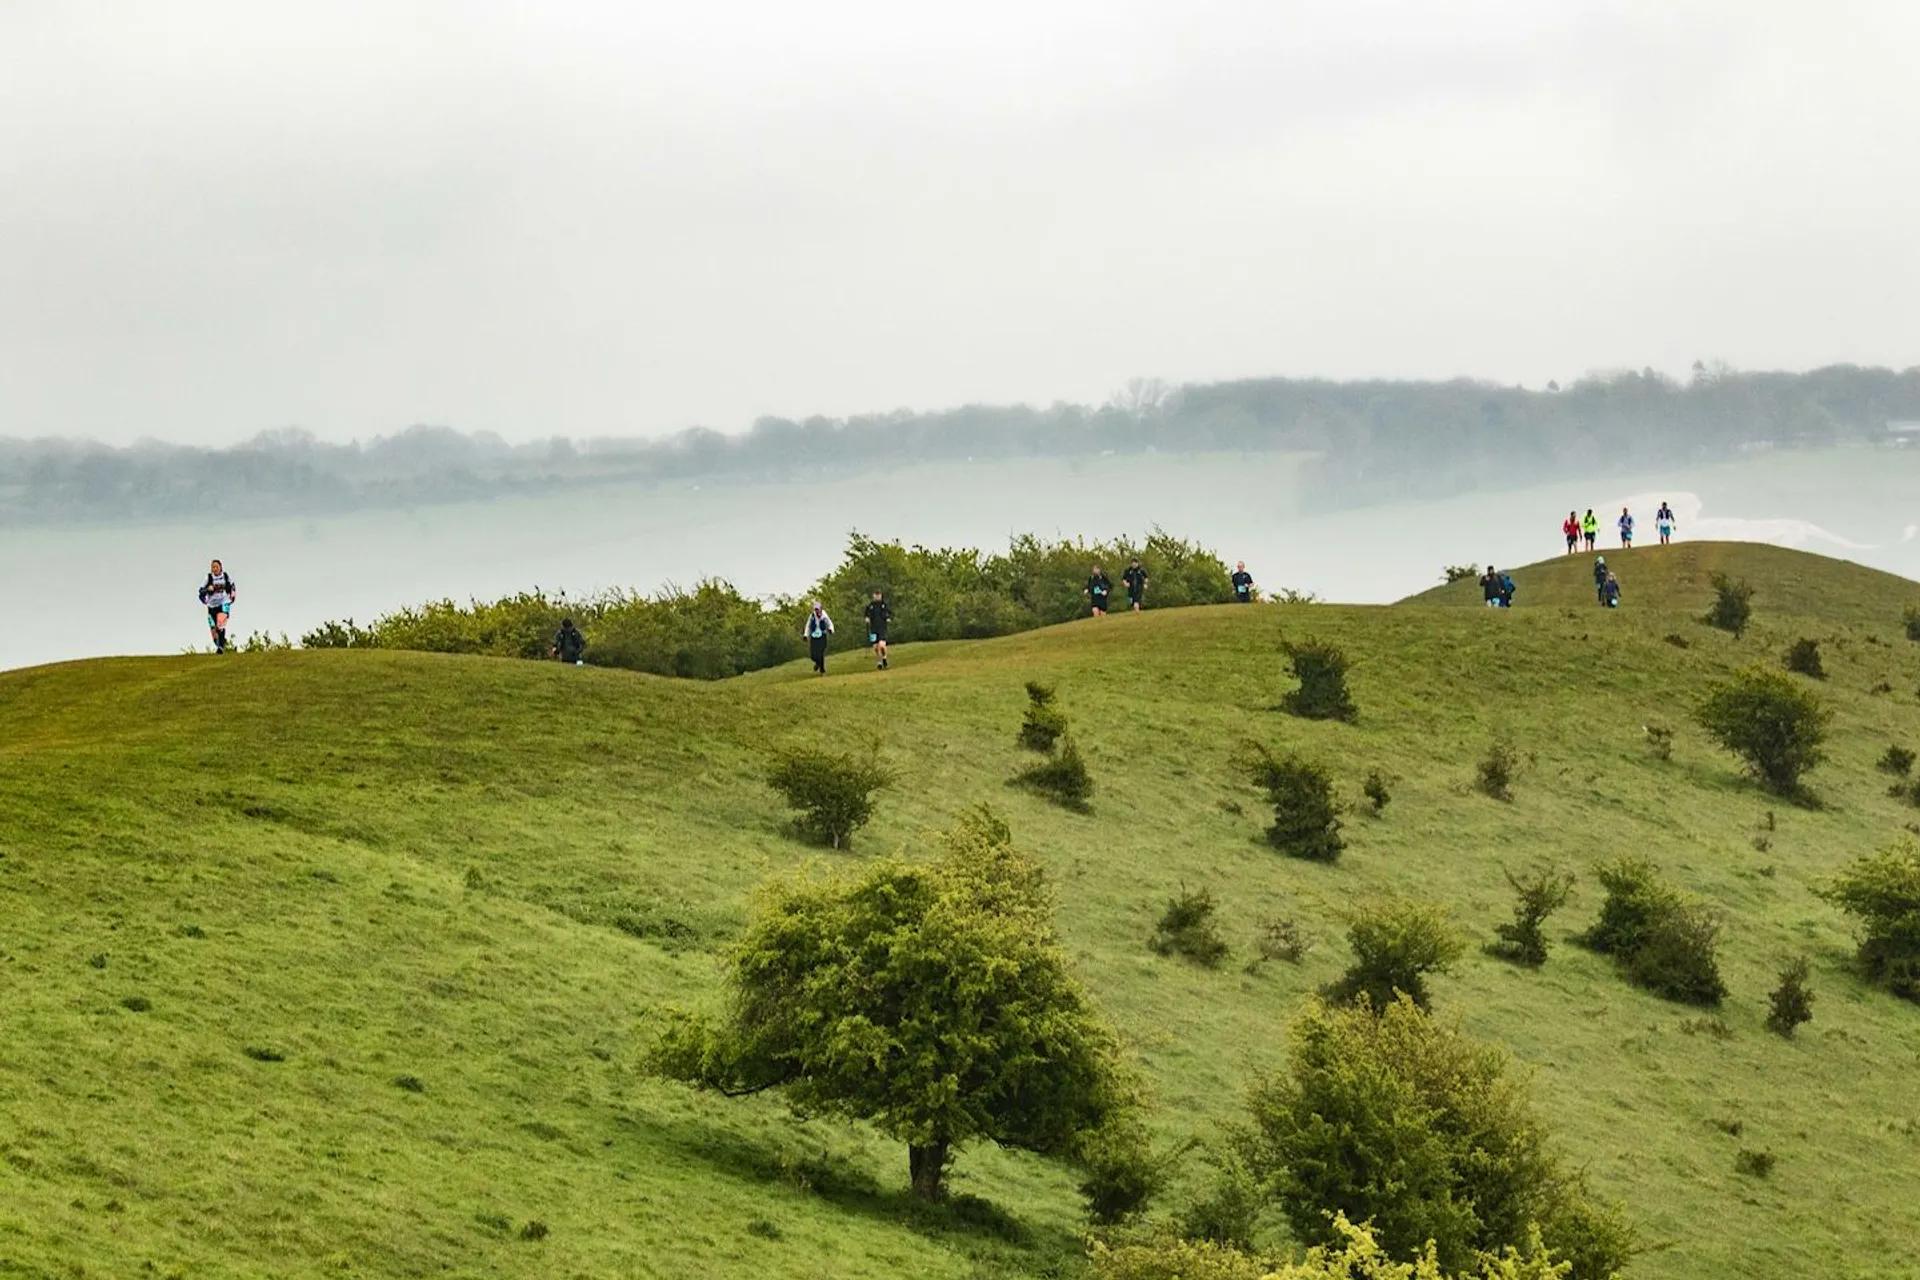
[647,807,1142,1206]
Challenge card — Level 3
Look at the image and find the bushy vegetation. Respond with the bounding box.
[1363,769,1391,815]
[1149,886,1231,967]
[1011,735,1095,812]
[1696,667,1830,794]
[648,808,1141,1205]
[765,747,895,849]
[1487,867,1575,967]
[1234,997,1631,1277]
[1091,1213,1573,1279]
[1580,857,1727,1006]
[1766,958,1815,1037]
[1248,916,1313,969]
[1704,572,1755,636]
[1877,744,1914,776]
[1240,744,1343,861]
[1783,637,1825,678]
[1816,841,1920,1000]
[1476,740,1519,801]
[1018,682,1067,752]
[1279,638,1357,721]
[1326,900,1465,1010]
[1905,604,1920,642]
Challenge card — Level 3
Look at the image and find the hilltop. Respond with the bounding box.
[4,543,1920,1278]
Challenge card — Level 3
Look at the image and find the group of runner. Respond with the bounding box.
[1560,502,1677,554]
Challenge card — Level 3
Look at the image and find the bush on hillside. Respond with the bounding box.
[1815,840,1920,1000]
[1766,958,1815,1037]
[1149,886,1230,967]
[1696,667,1829,794]
[1011,735,1094,812]
[1784,637,1825,678]
[1442,564,1479,584]
[1704,572,1755,636]
[1248,916,1313,970]
[1904,604,1920,642]
[646,808,1143,1208]
[1237,996,1632,1277]
[1240,744,1344,862]
[1017,682,1068,752]
[1476,739,1519,801]
[1580,857,1726,1006]
[1074,1116,1165,1225]
[1363,769,1391,815]
[1644,722,1675,760]
[1878,745,1915,776]
[1092,1214,1575,1279]
[1325,899,1465,1011]
[1175,1146,1263,1249]
[1279,638,1357,721]
[765,748,895,849]
[299,618,374,648]
[1487,866,1576,968]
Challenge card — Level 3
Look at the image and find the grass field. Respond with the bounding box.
[5,542,1920,1279]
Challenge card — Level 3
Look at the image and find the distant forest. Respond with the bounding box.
[5,363,1917,525]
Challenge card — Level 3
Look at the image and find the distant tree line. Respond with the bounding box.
[8,363,1917,525]
[300,530,1237,677]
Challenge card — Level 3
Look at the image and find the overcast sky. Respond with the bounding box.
[3,1,1917,446]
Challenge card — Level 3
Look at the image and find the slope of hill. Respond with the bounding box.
[5,543,1920,1279]
[1402,540,1920,621]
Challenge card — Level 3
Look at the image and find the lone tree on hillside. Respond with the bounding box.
[1703,572,1755,637]
[1278,638,1357,721]
[646,808,1143,1207]
[765,747,895,848]
[1695,667,1829,795]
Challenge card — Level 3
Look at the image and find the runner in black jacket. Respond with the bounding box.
[864,591,892,670]
[552,618,587,665]
[1122,558,1149,612]
[1085,566,1112,617]
[1230,562,1255,602]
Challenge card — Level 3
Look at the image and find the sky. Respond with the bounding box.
[3,0,1917,447]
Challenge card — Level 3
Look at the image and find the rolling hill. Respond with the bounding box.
[4,542,1920,1279]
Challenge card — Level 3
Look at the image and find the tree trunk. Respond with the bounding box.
[908,1141,950,1201]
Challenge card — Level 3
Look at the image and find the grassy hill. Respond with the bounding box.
[5,542,1920,1279]
[1404,539,1920,622]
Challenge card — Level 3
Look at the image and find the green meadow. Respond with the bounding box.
[4,541,1920,1279]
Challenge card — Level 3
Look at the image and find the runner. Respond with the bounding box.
[1479,565,1505,609]
[1618,506,1635,549]
[1602,571,1622,608]
[1562,511,1580,555]
[1122,558,1149,613]
[1592,555,1609,604]
[1085,565,1112,618]
[552,617,587,666]
[1655,501,1676,546]
[197,559,237,653]
[1581,509,1599,551]
[864,590,892,670]
[801,601,835,674]
[1230,561,1255,602]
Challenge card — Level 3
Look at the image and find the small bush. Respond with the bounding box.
[1175,1147,1262,1249]
[87,953,108,970]
[744,1218,784,1241]
[1765,958,1815,1037]
[1581,857,1727,1006]
[1074,1118,1164,1225]
[1017,682,1067,752]
[1644,723,1674,761]
[1704,571,1755,636]
[1734,1149,1776,1179]
[1476,739,1518,801]
[1326,899,1464,1010]
[242,1046,286,1062]
[1011,735,1094,811]
[1149,886,1230,968]
[1816,841,1920,1000]
[393,1074,427,1093]
[1442,563,1479,584]
[118,995,151,1013]
[1663,631,1691,649]
[1879,745,1915,776]
[1487,866,1575,967]
[1240,744,1343,861]
[765,747,895,849]
[1905,604,1920,642]
[1784,637,1825,678]
[1696,666,1829,794]
[1362,769,1390,815]
[1249,916,1312,969]
[1278,638,1356,722]
[519,1220,550,1241]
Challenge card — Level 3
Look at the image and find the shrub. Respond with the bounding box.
[1011,735,1094,812]
[1816,841,1920,1000]
[1734,1149,1776,1179]
[1074,1117,1165,1225]
[519,1220,550,1241]
[1326,899,1465,1011]
[1149,886,1230,968]
[1784,637,1825,678]
[1017,681,1067,752]
[1581,857,1726,1006]
[1249,916,1313,969]
[1442,563,1479,584]
[1176,1146,1263,1249]
[1880,745,1915,776]
[1905,604,1920,642]
[118,995,151,1013]
[1644,723,1674,761]
[1241,744,1343,861]
[1663,631,1691,649]
[1476,739,1518,801]
[765,747,895,849]
[1696,666,1829,794]
[1704,571,1754,636]
[1093,1215,1575,1278]
[1487,866,1575,967]
[1765,957,1815,1037]
[1279,638,1356,722]
[1238,996,1631,1276]
[393,1074,427,1092]
[1363,769,1391,815]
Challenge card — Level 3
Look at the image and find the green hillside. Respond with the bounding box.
[1404,540,1920,621]
[6,543,1920,1279]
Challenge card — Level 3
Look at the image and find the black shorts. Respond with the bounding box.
[1091,594,1109,610]
[206,605,229,626]
[1127,591,1143,605]
[1234,592,1251,602]
[868,626,888,644]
